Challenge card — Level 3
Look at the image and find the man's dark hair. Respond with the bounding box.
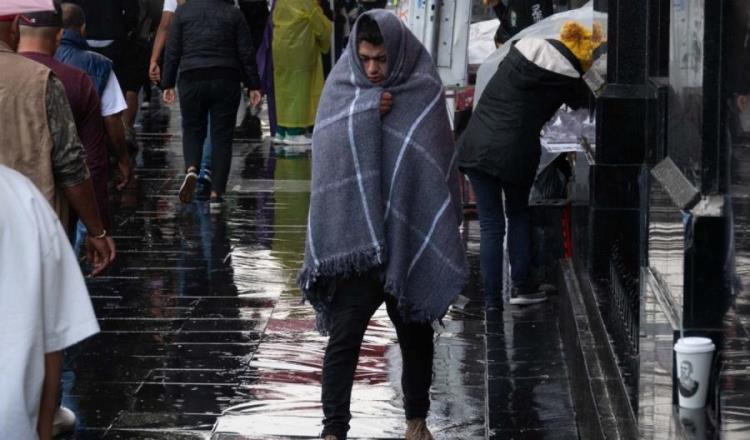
[61,2,86,29]
[356,15,383,46]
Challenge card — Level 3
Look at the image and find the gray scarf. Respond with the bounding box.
[298,11,467,334]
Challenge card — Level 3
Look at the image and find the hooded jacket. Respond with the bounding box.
[457,38,589,186]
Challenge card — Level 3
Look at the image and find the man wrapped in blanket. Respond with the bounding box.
[298,11,467,440]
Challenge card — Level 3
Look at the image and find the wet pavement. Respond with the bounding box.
[59,99,578,439]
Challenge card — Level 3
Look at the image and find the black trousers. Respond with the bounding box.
[321,274,434,439]
[178,78,241,195]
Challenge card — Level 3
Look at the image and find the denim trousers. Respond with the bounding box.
[321,274,434,439]
[467,169,533,306]
[178,78,240,195]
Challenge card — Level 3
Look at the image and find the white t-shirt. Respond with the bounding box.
[0,166,100,439]
[163,0,177,12]
[101,71,128,117]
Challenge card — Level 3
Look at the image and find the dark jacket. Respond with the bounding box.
[161,0,261,90]
[56,30,114,97]
[457,39,589,186]
[70,0,139,42]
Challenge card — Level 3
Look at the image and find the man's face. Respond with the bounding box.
[680,362,691,379]
[358,41,388,86]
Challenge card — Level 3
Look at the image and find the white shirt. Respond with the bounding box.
[101,71,128,117]
[0,165,100,439]
[163,0,177,12]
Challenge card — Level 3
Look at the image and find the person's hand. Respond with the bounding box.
[162,88,176,104]
[737,94,748,113]
[248,89,262,108]
[85,234,116,276]
[149,60,161,84]
[379,91,393,117]
[116,158,133,191]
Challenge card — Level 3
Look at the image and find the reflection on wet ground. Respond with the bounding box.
[639,144,750,439]
[60,101,577,439]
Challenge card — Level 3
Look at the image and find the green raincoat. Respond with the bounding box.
[272,0,332,129]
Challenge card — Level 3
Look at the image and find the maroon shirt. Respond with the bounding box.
[22,52,110,227]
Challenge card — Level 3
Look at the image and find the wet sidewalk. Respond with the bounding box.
[59,101,577,439]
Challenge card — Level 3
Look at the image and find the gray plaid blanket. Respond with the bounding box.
[298,11,467,334]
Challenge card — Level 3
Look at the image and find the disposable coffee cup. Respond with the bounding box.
[674,337,716,409]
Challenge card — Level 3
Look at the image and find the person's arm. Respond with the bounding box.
[160,10,182,90]
[37,350,63,440]
[100,72,133,189]
[104,114,132,189]
[311,3,333,54]
[47,77,115,275]
[149,10,175,84]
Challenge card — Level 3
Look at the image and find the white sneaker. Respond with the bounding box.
[52,406,76,436]
[272,133,286,144]
[509,288,547,305]
[284,134,312,145]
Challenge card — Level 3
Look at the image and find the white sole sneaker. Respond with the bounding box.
[509,292,548,305]
[284,135,312,145]
[179,172,198,203]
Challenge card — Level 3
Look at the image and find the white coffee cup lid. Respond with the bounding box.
[674,337,715,354]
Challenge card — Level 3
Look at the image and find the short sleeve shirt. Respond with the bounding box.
[101,71,128,117]
[163,0,178,12]
[0,165,99,439]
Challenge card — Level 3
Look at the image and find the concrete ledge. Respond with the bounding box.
[558,259,639,439]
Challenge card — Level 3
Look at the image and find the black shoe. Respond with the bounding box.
[509,286,547,305]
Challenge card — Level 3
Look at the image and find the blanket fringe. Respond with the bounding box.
[298,246,386,335]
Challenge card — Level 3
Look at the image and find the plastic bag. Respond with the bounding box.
[474,1,607,106]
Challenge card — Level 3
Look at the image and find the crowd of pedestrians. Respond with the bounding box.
[0,1,601,439]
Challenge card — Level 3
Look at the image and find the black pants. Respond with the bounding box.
[178,78,241,195]
[321,274,434,439]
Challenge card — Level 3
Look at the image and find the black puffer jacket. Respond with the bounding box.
[457,38,589,187]
[161,0,260,90]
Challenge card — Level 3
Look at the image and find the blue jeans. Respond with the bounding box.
[467,170,533,306]
[199,114,212,177]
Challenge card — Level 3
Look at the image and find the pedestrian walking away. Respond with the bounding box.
[56,2,133,194]
[298,11,467,440]
[0,12,115,277]
[160,0,262,209]
[18,4,116,241]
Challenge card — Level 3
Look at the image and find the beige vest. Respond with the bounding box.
[0,42,68,226]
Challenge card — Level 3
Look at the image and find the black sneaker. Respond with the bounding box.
[535,283,557,294]
[509,286,547,305]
